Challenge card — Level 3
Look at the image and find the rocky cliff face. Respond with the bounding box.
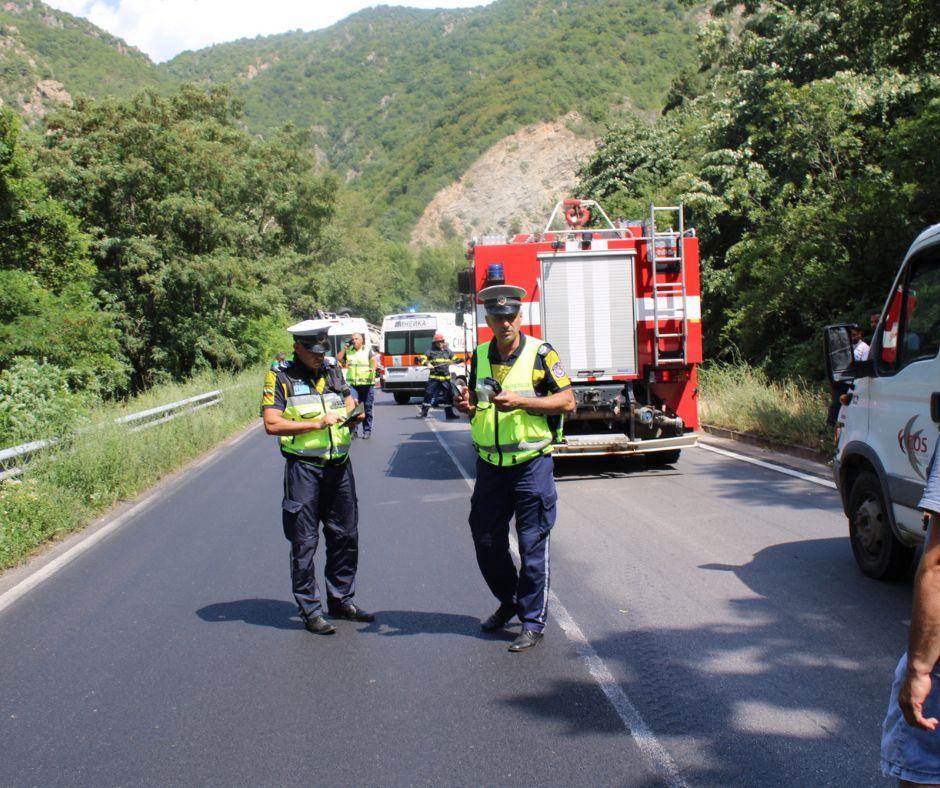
[410,112,596,246]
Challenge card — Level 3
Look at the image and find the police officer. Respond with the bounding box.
[418,333,460,420]
[453,284,576,652]
[261,320,375,635]
[337,332,378,439]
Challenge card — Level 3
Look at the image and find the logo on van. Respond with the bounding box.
[898,415,929,480]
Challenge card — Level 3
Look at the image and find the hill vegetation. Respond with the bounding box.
[2,0,939,453]
[578,0,940,380]
[0,0,174,117]
[163,0,700,236]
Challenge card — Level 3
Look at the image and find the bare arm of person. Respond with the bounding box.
[900,515,940,730]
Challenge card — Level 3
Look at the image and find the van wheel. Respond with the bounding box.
[847,471,916,580]
[646,449,681,466]
[393,393,411,405]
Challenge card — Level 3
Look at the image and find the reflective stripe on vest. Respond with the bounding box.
[470,338,553,466]
[345,346,375,385]
[280,382,351,460]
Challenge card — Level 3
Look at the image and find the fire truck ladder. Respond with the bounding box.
[648,204,689,366]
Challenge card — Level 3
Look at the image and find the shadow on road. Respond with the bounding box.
[385,432,468,481]
[359,609,516,642]
[540,535,913,784]
[196,598,300,630]
[195,601,516,641]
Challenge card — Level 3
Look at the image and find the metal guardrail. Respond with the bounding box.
[0,389,223,482]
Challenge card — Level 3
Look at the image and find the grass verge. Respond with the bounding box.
[0,366,264,571]
[697,361,835,455]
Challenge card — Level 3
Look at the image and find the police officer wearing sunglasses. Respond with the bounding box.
[261,320,374,635]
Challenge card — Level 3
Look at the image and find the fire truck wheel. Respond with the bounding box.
[393,392,412,405]
[847,471,916,580]
[646,449,681,466]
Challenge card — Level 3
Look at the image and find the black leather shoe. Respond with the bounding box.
[304,616,336,635]
[328,602,375,622]
[508,630,543,652]
[480,604,516,632]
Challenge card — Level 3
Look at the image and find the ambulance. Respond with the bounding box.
[380,312,474,404]
[825,223,940,579]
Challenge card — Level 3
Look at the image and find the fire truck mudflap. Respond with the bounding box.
[459,199,701,460]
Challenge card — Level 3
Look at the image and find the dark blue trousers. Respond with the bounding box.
[468,453,557,633]
[422,378,453,407]
[350,384,375,434]
[281,458,359,621]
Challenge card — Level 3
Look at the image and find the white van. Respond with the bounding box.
[379,312,474,404]
[325,316,373,359]
[826,224,940,579]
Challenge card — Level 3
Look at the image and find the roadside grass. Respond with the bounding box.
[697,361,835,454]
[0,367,264,571]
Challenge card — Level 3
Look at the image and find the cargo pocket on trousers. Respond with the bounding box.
[538,491,558,536]
[281,497,304,540]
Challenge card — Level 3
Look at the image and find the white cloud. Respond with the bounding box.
[43,1,492,63]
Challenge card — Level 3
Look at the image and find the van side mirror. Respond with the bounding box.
[824,324,872,383]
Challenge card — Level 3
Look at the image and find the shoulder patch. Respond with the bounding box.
[537,343,552,357]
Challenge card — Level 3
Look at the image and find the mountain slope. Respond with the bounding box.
[0,0,174,119]
[164,0,700,235]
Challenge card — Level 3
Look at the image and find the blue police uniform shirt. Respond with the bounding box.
[262,357,350,413]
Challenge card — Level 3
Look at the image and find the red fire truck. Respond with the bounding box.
[458,198,701,462]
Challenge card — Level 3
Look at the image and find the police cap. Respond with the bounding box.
[478,284,526,316]
[287,319,332,353]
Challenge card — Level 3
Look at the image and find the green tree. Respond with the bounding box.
[0,108,126,397]
[39,86,337,389]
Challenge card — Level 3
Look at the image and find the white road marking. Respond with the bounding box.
[427,417,689,788]
[698,443,837,489]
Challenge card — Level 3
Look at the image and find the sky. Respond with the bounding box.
[43,1,494,63]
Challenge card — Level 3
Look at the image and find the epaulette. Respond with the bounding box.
[537,342,552,357]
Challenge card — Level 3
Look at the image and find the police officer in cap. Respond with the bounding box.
[261,320,375,635]
[453,284,576,651]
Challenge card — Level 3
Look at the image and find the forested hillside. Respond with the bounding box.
[0,0,174,117]
[164,0,700,235]
[578,0,940,379]
[2,0,939,450]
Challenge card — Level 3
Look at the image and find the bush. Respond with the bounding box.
[697,361,834,452]
[0,357,93,447]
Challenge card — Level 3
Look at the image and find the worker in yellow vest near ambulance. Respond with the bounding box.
[453,283,576,652]
[337,332,378,439]
[261,320,375,636]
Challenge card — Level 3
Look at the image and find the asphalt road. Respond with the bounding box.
[0,397,914,786]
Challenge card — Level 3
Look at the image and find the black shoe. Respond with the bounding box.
[445,410,460,420]
[480,604,516,632]
[328,602,375,622]
[508,630,543,652]
[418,409,428,418]
[304,616,336,635]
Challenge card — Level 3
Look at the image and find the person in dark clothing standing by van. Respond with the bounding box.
[418,333,459,419]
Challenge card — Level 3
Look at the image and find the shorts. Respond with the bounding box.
[882,653,940,783]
